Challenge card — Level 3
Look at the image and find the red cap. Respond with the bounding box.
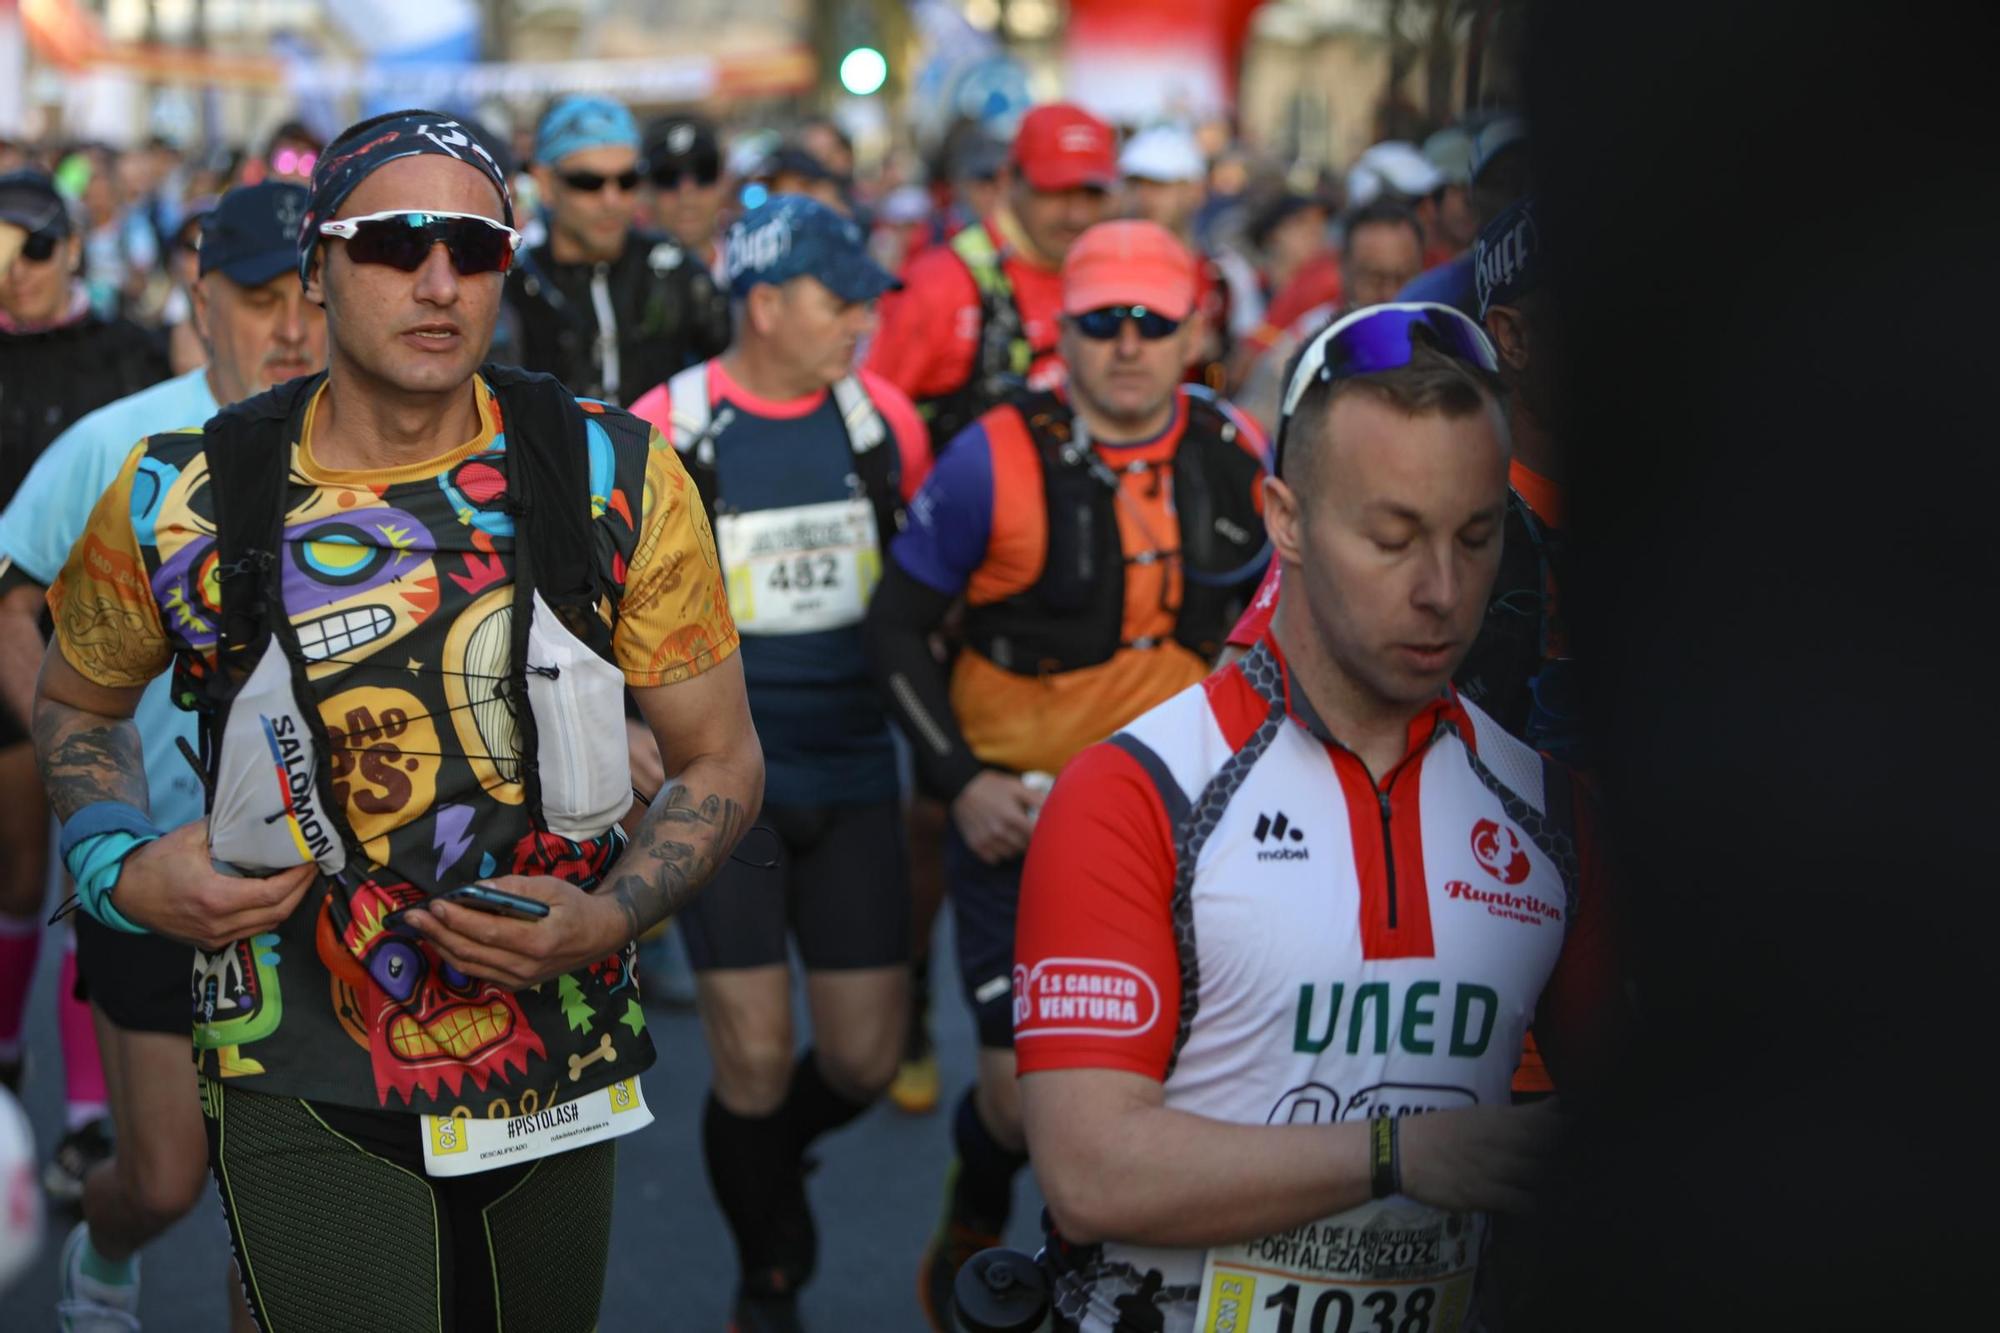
[1061,221,1199,321]
[1010,103,1117,193]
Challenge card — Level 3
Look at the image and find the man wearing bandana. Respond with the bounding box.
[31,110,764,1330]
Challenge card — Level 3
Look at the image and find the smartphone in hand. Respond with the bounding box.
[383,883,551,936]
[439,883,551,920]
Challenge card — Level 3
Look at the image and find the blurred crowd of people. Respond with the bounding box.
[0,101,1524,444]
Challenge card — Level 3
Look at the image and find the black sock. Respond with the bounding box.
[950,1086,1026,1232]
[702,1093,798,1287]
[777,1049,871,1157]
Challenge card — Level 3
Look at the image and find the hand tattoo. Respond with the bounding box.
[602,780,749,944]
[32,700,149,823]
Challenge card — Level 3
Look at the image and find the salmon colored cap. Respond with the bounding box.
[1061,220,1199,321]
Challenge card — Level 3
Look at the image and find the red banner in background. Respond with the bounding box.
[1063,0,1268,125]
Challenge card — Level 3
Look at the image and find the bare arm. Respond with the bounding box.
[600,650,764,943]
[1023,1068,1375,1248]
[0,571,51,733]
[1023,1068,1564,1249]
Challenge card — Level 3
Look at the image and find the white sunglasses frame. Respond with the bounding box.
[316,209,524,259]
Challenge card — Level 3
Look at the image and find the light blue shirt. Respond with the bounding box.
[0,368,218,829]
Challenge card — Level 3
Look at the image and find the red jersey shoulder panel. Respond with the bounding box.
[1015,739,1183,1081]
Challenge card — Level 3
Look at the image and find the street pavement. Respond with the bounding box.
[4,908,1045,1330]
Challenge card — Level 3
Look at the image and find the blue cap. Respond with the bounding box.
[722,195,897,304]
[535,96,639,167]
[200,181,310,287]
[1474,195,1542,319]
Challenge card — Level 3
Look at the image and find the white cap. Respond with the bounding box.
[1119,125,1205,184]
[1344,140,1447,208]
[1422,126,1476,187]
[879,184,931,225]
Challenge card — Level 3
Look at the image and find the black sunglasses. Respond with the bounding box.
[1071,305,1184,341]
[317,210,523,277]
[560,169,641,194]
[650,157,721,189]
[17,231,61,263]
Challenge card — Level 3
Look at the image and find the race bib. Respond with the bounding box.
[419,1077,652,1178]
[716,498,880,635]
[1195,1198,1483,1333]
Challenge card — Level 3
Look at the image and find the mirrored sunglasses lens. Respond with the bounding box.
[1075,309,1125,339]
[442,220,512,275]
[343,219,433,271]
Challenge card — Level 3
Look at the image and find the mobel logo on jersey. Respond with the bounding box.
[1253,811,1309,861]
[1291,979,1500,1059]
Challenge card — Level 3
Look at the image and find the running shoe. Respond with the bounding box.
[917,1164,1001,1333]
[44,1117,113,1204]
[57,1221,141,1332]
[889,1045,940,1116]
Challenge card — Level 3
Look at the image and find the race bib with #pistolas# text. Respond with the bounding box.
[420,1076,652,1178]
[716,498,879,635]
[1195,1197,1483,1333]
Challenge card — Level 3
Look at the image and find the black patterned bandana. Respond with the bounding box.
[298,109,513,285]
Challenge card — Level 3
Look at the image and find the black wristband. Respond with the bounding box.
[1369,1114,1401,1199]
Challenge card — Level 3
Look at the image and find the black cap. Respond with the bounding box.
[199,181,309,287]
[0,171,71,239]
[644,115,720,173]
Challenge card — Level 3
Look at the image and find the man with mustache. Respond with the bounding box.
[0,179,325,1331]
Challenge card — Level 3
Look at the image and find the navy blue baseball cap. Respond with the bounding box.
[200,181,310,287]
[722,194,897,303]
[1474,195,1542,319]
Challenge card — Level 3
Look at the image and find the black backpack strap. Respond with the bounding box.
[207,373,325,685]
[482,363,615,658]
[201,372,368,868]
[481,364,616,852]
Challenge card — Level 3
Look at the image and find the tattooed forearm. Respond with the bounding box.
[32,698,149,823]
[599,775,751,944]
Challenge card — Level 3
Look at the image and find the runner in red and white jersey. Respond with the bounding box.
[1016,305,1615,1333]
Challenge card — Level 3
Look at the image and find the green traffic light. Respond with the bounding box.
[840,47,889,97]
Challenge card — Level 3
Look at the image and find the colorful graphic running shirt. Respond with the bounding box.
[48,376,738,1118]
[1014,632,1612,1333]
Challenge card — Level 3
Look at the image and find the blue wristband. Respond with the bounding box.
[60,803,163,937]
[58,801,162,864]
[67,831,154,935]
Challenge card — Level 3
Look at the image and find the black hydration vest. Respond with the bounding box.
[183,364,617,872]
[963,388,1269,676]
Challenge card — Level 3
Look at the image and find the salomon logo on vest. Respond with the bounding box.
[1253,811,1309,861]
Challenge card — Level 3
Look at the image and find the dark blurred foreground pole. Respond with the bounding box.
[1526,1,1989,1327]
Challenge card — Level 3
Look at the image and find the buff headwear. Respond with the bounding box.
[297,109,513,286]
